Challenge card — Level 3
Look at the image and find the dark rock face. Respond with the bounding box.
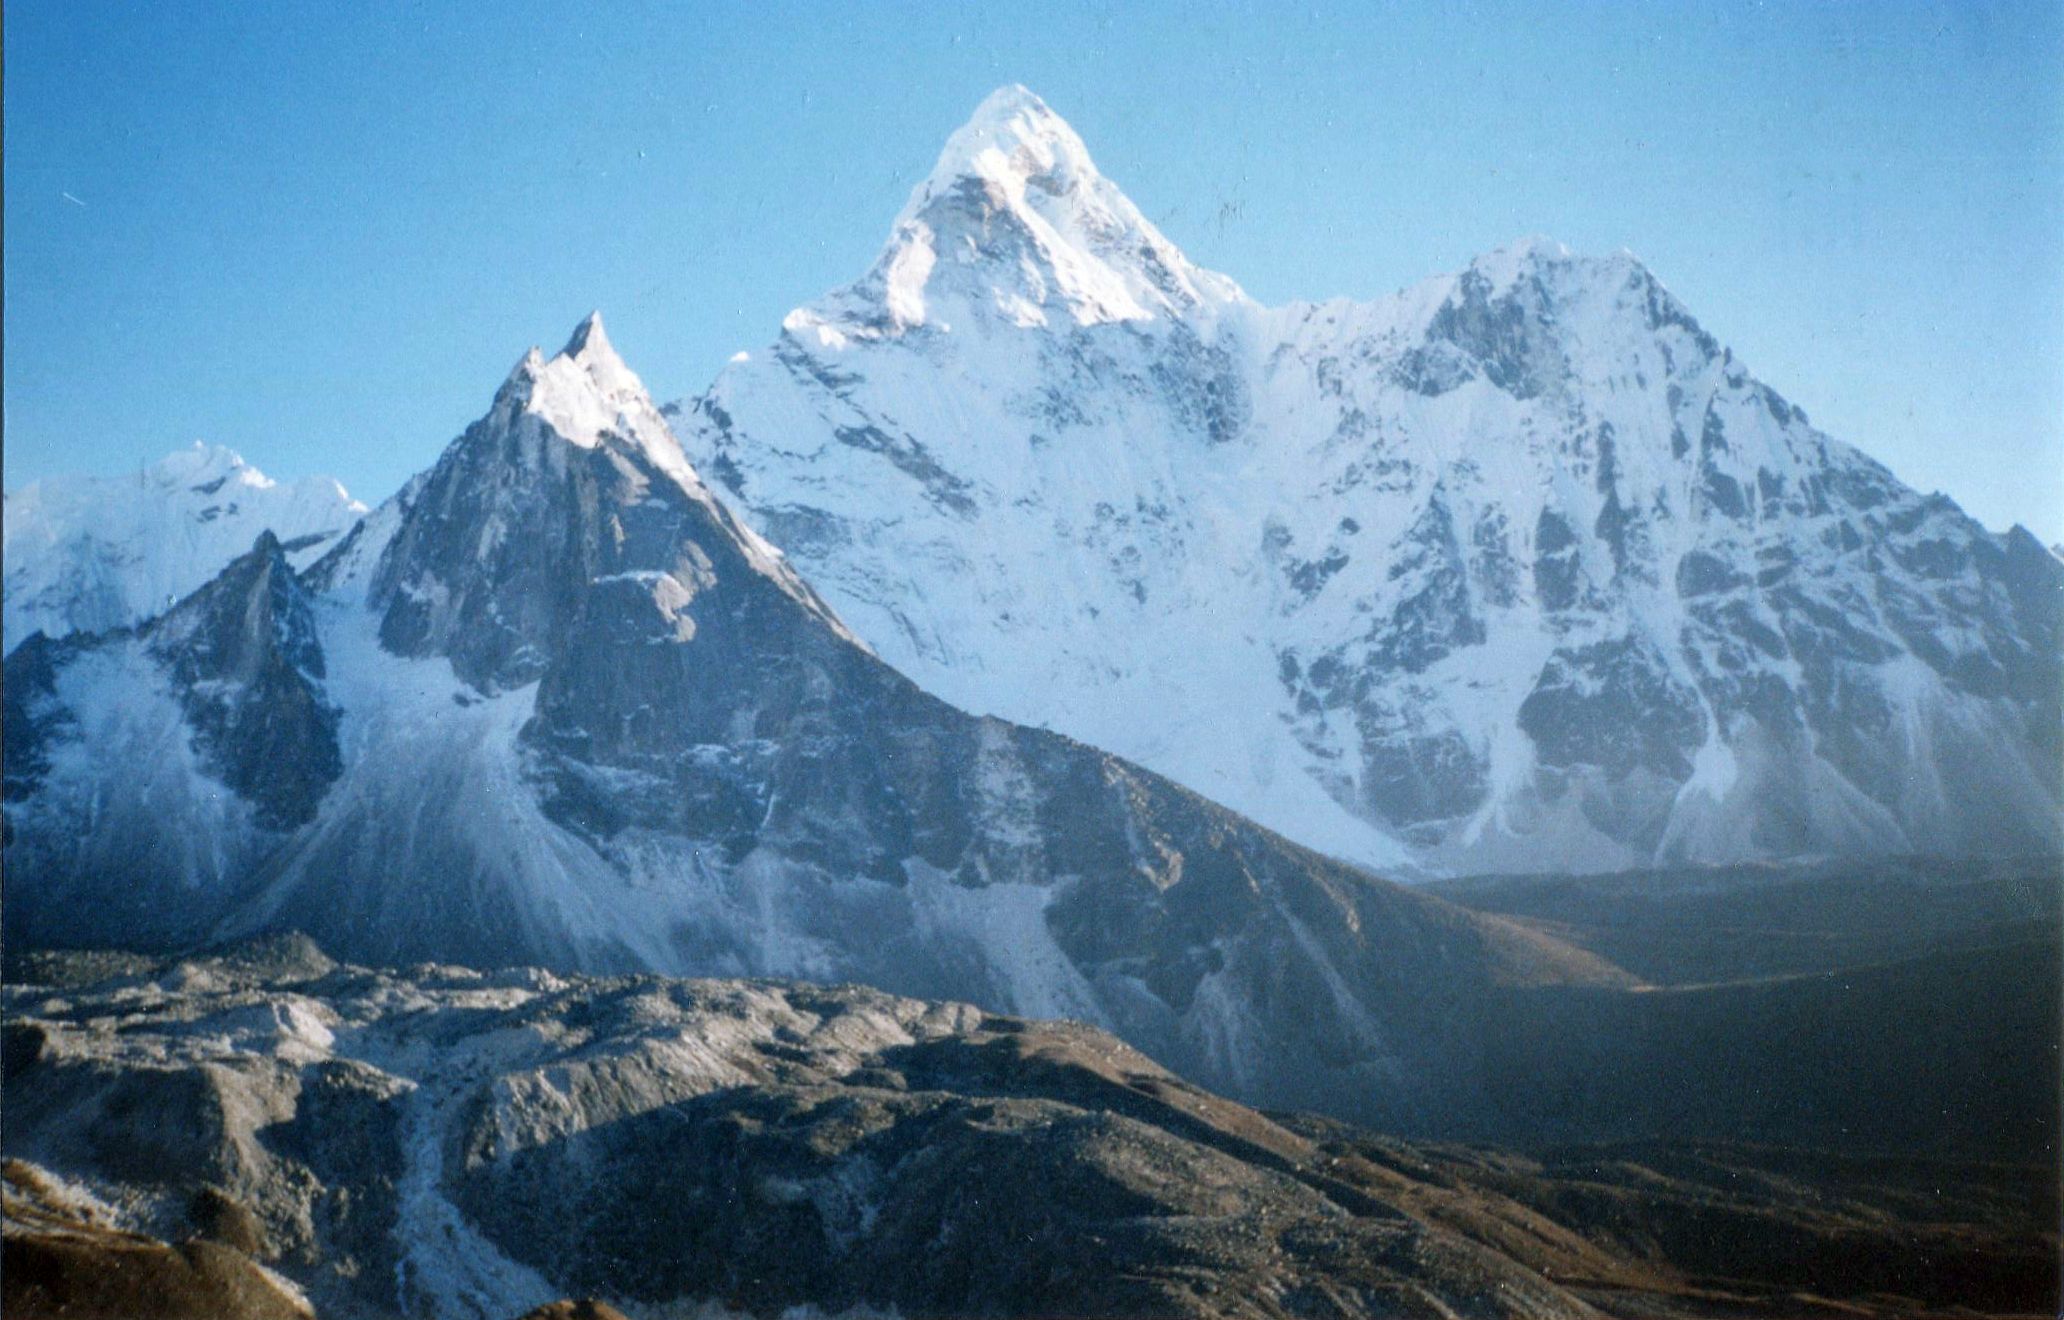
[370,410,590,692]
[3,534,344,950]
[4,942,2054,1320]
[150,532,342,830]
[1364,496,1485,676]
[1423,267,1564,400]
[2,533,342,834]
[1519,637,1704,780]
[1531,508,1584,611]
[1,631,73,806]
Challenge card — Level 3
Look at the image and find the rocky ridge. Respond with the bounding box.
[4,939,2053,1320]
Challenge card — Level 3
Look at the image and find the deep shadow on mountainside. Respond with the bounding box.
[1431,855,2064,1156]
[1426,854,2063,986]
[4,934,2057,1320]
[7,854,2053,1162]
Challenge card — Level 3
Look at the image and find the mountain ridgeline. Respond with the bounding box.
[3,87,2059,1146]
[683,85,2062,875]
[2,443,364,643]
[3,314,1629,1132]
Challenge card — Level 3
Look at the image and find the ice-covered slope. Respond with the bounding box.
[3,313,1626,1130]
[680,86,2063,876]
[3,444,364,647]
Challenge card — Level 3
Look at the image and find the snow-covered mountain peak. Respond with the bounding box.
[790,86,1245,342]
[1268,238,1706,391]
[1305,234,1734,422]
[1401,237,1666,315]
[1438,237,1665,316]
[148,441,273,491]
[907,84,1097,218]
[497,312,698,487]
[1466,235,1576,288]
[3,445,365,646]
[349,317,862,689]
[686,158,2062,877]
[502,311,639,433]
[20,441,326,505]
[558,309,634,388]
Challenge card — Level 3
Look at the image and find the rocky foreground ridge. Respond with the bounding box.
[4,936,2057,1320]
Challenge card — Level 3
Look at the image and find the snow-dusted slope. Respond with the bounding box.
[3,443,365,647]
[681,85,2062,875]
[4,313,1625,1130]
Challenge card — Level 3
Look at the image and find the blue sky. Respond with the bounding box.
[6,1,2061,539]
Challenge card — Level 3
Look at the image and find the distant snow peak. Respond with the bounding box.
[802,85,1245,341]
[561,307,609,357]
[3,445,365,645]
[558,309,639,395]
[504,311,639,437]
[910,83,1098,221]
[1468,235,1575,288]
[157,441,269,490]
